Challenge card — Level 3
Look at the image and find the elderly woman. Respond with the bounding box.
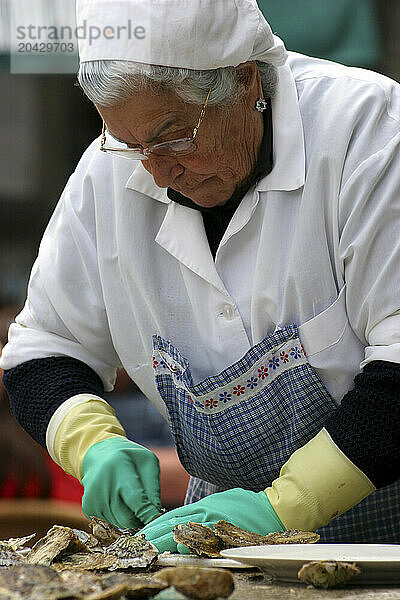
[1,0,400,548]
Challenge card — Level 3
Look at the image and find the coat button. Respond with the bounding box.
[222,304,236,320]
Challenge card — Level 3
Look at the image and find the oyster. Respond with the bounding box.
[72,529,100,549]
[213,521,270,548]
[0,535,36,552]
[298,560,361,589]
[173,521,319,558]
[53,552,116,572]
[27,526,92,566]
[83,582,128,600]
[101,574,167,599]
[214,521,319,547]
[17,582,74,599]
[0,591,18,600]
[261,528,320,544]
[0,539,31,574]
[58,569,103,595]
[155,566,234,600]
[89,518,122,546]
[106,533,158,570]
[0,548,27,569]
[174,522,224,557]
[0,564,72,599]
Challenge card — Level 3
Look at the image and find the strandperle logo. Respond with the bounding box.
[8,0,149,73]
[16,19,146,45]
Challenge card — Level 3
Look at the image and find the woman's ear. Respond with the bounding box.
[235,61,259,95]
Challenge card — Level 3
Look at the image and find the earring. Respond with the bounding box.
[255,97,268,112]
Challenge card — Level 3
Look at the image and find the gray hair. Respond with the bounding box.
[77,60,278,109]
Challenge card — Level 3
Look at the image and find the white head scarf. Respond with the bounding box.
[76,0,287,69]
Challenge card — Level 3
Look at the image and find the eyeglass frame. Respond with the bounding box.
[100,87,213,160]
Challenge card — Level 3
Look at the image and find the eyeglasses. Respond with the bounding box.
[100,87,212,160]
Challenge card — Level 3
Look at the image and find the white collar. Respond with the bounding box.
[126,162,170,203]
[257,63,305,192]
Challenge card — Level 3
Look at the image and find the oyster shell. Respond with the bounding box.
[213,521,270,548]
[155,566,234,600]
[0,548,27,569]
[173,521,320,558]
[213,521,320,547]
[58,569,103,595]
[106,533,158,570]
[83,582,128,600]
[298,560,361,589]
[0,536,36,583]
[55,569,167,598]
[0,590,18,600]
[261,528,320,544]
[72,529,100,549]
[89,518,122,546]
[0,535,36,552]
[101,574,167,599]
[27,526,92,566]
[53,552,117,572]
[0,564,72,599]
[173,522,224,557]
[17,582,75,599]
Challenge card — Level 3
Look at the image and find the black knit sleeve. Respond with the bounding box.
[2,356,104,449]
[324,360,400,488]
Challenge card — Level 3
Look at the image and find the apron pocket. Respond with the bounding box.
[299,284,365,402]
[153,326,338,491]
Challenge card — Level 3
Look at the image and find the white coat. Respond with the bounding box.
[2,53,400,424]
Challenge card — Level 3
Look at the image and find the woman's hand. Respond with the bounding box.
[141,487,285,553]
[81,437,163,529]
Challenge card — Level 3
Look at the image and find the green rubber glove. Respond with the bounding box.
[81,437,162,529]
[141,487,285,553]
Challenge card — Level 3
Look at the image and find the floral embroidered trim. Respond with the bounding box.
[153,338,307,414]
[152,351,184,377]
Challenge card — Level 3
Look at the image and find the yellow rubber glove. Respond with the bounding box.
[266,428,376,531]
[52,398,127,480]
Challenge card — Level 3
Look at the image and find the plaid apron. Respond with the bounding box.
[152,325,400,543]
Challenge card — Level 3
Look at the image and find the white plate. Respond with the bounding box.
[18,549,251,570]
[220,544,400,585]
[156,553,253,569]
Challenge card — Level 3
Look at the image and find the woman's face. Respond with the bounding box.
[98,62,264,208]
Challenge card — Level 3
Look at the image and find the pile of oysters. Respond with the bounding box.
[173,520,319,557]
[0,517,358,597]
[0,518,237,599]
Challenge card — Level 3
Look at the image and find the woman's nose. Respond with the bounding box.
[145,155,184,188]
